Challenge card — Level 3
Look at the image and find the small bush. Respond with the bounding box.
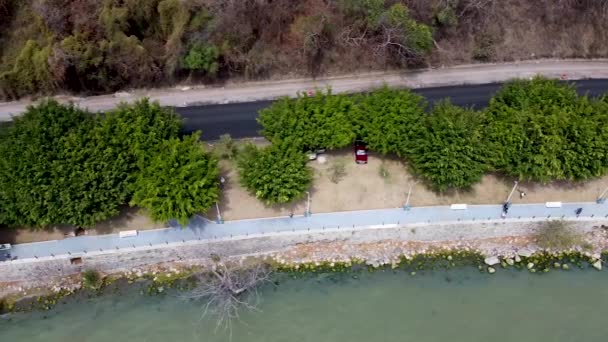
[213,134,238,160]
[535,220,583,250]
[183,43,220,75]
[82,269,102,290]
[329,158,347,183]
[378,162,390,181]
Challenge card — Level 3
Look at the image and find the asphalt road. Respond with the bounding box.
[177,79,608,141]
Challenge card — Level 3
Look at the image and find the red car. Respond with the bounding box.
[354,140,368,164]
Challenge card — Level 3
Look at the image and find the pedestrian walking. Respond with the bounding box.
[575,207,583,217]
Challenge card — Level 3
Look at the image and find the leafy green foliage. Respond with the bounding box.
[213,134,238,160]
[0,100,129,227]
[81,269,102,290]
[407,101,488,191]
[258,89,356,151]
[183,43,220,75]
[382,4,433,57]
[237,142,312,205]
[352,87,425,156]
[485,77,608,182]
[130,132,219,225]
[0,40,54,99]
[97,98,182,172]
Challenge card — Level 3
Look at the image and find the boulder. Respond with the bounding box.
[514,255,522,263]
[526,262,535,270]
[592,260,602,271]
[488,267,496,274]
[518,248,534,257]
[562,264,570,270]
[484,256,500,266]
[505,258,515,266]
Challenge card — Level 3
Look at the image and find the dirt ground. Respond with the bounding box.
[209,149,608,221]
[4,148,608,244]
[0,207,164,244]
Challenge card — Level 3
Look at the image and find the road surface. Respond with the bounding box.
[179,80,608,140]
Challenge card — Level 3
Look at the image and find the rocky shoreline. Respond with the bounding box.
[2,221,608,313]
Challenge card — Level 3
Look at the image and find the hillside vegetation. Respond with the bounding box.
[1,0,607,100]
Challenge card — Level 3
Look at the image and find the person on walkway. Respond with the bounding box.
[575,207,583,217]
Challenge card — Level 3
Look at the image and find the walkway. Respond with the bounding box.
[2,202,608,261]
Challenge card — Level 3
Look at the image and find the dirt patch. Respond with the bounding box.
[0,207,164,244]
[209,150,608,221]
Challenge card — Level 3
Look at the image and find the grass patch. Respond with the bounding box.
[535,220,583,250]
[328,158,347,184]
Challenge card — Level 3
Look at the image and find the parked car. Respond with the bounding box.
[354,140,368,164]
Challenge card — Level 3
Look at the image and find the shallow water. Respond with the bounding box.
[2,268,608,342]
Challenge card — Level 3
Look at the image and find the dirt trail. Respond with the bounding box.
[2,59,608,119]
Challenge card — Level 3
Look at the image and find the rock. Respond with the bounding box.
[447,255,453,261]
[553,262,561,268]
[505,258,515,266]
[488,267,496,274]
[484,256,500,266]
[514,255,522,263]
[180,86,191,91]
[518,249,534,257]
[592,260,602,271]
[114,91,131,98]
[527,262,535,270]
[410,271,416,276]
[562,264,570,270]
[317,155,327,164]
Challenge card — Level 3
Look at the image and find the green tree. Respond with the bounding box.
[237,142,312,205]
[96,98,182,173]
[485,77,608,182]
[130,132,219,225]
[183,43,220,75]
[0,40,54,99]
[352,87,425,156]
[407,101,489,191]
[258,89,356,151]
[0,100,129,227]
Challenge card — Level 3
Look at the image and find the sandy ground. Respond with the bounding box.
[0,207,164,244]
[2,59,608,119]
[209,150,608,221]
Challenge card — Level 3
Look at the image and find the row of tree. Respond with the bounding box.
[257,77,608,192]
[0,100,219,228]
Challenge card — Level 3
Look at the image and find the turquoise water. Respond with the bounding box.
[1,268,608,341]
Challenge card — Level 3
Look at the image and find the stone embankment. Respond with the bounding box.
[2,218,608,300]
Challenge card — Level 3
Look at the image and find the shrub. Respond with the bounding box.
[535,220,583,250]
[213,134,238,160]
[407,100,489,191]
[183,43,220,75]
[0,40,54,99]
[258,89,356,151]
[130,132,219,225]
[237,142,312,205]
[353,87,425,156]
[81,269,102,290]
[485,77,608,182]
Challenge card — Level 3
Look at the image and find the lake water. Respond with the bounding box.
[2,268,608,342]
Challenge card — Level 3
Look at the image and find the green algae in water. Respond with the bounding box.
[2,267,608,342]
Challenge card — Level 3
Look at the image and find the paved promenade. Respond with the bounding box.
[2,202,608,261]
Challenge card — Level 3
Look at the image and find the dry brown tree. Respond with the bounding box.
[186,262,272,335]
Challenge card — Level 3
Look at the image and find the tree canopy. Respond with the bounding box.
[352,87,425,156]
[485,77,608,182]
[237,142,312,205]
[407,101,488,191]
[130,132,219,225]
[0,100,129,227]
[258,89,356,151]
